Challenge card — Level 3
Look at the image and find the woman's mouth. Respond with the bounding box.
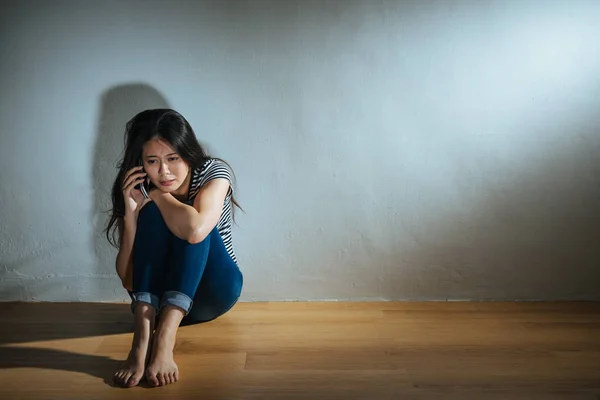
[159,179,175,187]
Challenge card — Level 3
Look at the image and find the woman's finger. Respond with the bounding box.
[122,167,145,186]
[122,173,146,191]
[122,176,142,193]
[122,176,146,194]
[123,171,146,186]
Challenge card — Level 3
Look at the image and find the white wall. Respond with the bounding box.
[1,0,599,302]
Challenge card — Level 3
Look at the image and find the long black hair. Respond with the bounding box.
[103,108,242,248]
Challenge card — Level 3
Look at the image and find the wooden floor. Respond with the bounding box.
[0,301,598,399]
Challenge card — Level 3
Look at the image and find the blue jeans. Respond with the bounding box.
[128,201,243,325]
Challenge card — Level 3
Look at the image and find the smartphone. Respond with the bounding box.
[136,159,150,199]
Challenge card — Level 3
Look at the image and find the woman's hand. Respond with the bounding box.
[121,166,152,218]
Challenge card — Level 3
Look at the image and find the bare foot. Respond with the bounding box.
[114,303,155,388]
[146,305,183,387]
[113,340,151,387]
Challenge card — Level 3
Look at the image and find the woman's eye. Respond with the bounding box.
[169,157,179,162]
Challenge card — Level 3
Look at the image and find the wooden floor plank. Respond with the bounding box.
[0,301,598,399]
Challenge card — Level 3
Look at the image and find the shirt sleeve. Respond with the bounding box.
[202,159,234,196]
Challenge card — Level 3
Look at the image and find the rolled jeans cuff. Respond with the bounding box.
[161,290,194,316]
[130,291,160,313]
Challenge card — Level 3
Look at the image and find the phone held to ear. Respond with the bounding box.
[136,159,150,199]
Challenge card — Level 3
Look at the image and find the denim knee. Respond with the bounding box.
[138,200,162,221]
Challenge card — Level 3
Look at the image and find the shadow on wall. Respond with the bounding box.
[90,84,170,296]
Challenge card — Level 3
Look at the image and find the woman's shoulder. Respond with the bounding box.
[199,158,232,178]
[188,158,234,199]
[195,157,222,171]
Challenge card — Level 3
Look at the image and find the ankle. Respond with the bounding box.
[155,328,176,344]
[132,323,153,343]
[132,335,151,348]
[152,331,176,352]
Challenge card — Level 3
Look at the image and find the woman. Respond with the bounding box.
[104,109,243,388]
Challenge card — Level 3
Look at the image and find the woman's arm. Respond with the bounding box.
[115,216,136,290]
[149,178,230,244]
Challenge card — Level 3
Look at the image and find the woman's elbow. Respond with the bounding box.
[187,225,208,244]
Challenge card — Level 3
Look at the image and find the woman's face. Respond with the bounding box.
[141,137,190,199]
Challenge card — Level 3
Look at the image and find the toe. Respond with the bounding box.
[158,373,166,386]
[168,372,174,384]
[127,374,141,387]
[122,372,133,387]
[147,372,159,387]
[115,371,125,386]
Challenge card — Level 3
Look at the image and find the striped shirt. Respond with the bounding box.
[187,158,237,263]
